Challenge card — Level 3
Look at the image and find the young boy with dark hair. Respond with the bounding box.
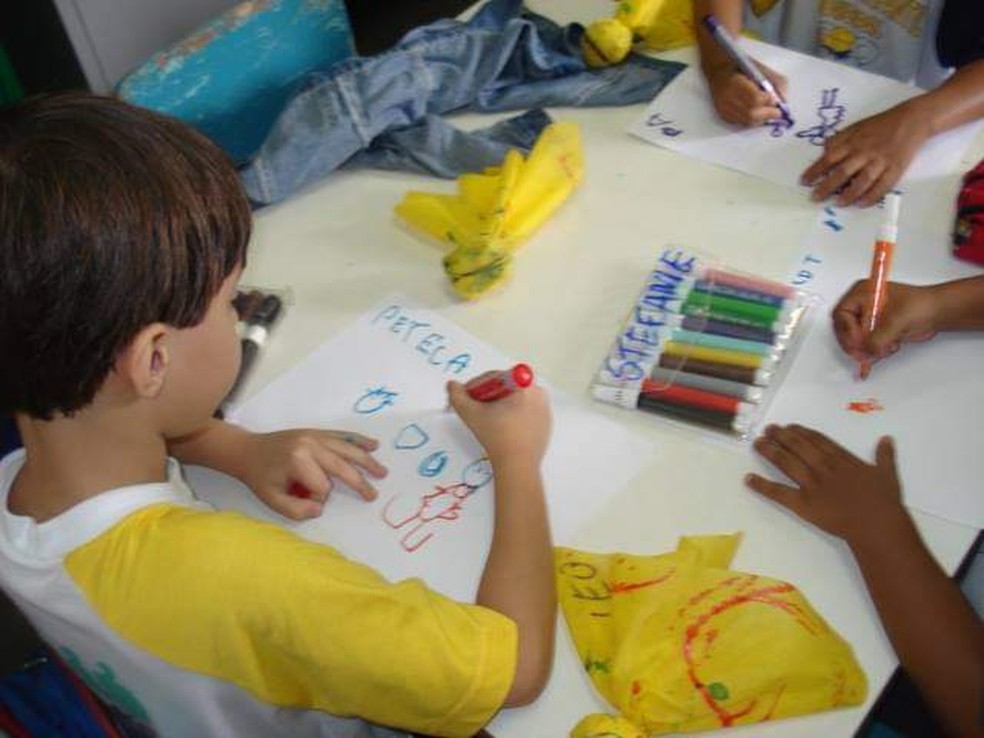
[0,93,556,737]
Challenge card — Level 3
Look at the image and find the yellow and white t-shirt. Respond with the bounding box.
[743,0,948,86]
[0,450,517,737]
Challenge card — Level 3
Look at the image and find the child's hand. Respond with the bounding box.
[447,380,551,469]
[706,61,788,127]
[801,102,931,207]
[832,280,939,366]
[745,424,907,545]
[238,429,387,520]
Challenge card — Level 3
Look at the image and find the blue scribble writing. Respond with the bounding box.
[645,112,683,137]
[418,451,449,478]
[795,88,845,146]
[354,387,398,415]
[394,423,429,450]
[823,206,843,232]
[372,305,472,375]
[790,254,823,286]
[766,117,794,138]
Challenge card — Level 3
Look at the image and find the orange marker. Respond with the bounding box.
[860,193,900,380]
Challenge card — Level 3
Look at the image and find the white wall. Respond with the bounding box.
[53,0,238,91]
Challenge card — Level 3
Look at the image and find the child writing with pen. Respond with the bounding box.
[694,0,984,207]
[746,273,984,737]
[0,92,556,737]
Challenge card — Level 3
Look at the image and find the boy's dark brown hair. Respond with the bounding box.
[0,93,251,419]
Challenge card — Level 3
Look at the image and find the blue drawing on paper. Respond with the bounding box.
[461,457,494,490]
[766,117,794,137]
[823,206,843,232]
[394,423,430,450]
[645,112,683,137]
[354,387,398,415]
[418,451,449,477]
[795,88,845,146]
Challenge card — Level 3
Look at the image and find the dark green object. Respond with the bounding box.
[0,45,23,105]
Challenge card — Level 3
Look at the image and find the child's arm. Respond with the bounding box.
[832,276,984,367]
[447,380,555,706]
[803,60,984,207]
[693,0,789,127]
[746,424,984,737]
[167,419,387,520]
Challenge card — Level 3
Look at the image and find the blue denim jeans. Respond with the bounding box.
[240,0,685,205]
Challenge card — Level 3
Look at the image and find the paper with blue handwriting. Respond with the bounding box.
[630,38,984,190]
[186,298,653,601]
[765,205,984,528]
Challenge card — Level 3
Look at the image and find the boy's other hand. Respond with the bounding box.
[446,380,551,470]
[745,424,906,545]
[801,102,931,207]
[832,280,939,366]
[706,61,788,127]
[240,429,387,520]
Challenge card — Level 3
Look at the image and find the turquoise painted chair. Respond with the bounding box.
[117,0,356,164]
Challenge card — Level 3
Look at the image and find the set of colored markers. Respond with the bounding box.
[593,248,811,439]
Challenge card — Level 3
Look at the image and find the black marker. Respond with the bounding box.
[215,294,283,419]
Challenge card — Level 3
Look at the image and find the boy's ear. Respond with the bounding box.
[117,323,171,399]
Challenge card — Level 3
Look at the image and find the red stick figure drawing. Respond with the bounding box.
[382,482,476,552]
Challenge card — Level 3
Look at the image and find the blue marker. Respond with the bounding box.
[702,14,794,127]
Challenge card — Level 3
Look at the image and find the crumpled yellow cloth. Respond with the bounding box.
[557,535,867,736]
[583,0,696,68]
[394,121,582,299]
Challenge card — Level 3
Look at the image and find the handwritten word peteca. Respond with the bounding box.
[372,305,472,375]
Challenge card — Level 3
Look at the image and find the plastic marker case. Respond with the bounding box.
[592,247,815,440]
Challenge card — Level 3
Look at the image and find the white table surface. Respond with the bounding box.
[228,3,982,734]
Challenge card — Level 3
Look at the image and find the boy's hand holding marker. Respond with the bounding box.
[701,14,792,128]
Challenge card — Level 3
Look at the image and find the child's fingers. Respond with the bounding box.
[810,151,869,202]
[801,140,850,186]
[446,380,476,416]
[874,436,898,479]
[744,473,802,515]
[274,494,326,521]
[753,427,815,487]
[327,430,379,451]
[767,424,830,474]
[834,158,885,207]
[329,439,388,479]
[310,445,379,501]
[290,456,334,503]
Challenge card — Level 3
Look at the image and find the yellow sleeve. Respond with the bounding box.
[66,504,517,737]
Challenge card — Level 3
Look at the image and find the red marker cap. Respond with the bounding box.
[466,363,535,402]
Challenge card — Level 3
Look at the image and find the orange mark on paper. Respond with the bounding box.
[846,398,884,414]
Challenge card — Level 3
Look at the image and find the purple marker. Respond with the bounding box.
[702,14,794,127]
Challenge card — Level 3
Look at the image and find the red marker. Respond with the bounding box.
[287,481,312,499]
[465,363,535,401]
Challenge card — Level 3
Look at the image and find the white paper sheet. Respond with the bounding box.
[187,298,654,601]
[763,206,984,528]
[629,39,984,191]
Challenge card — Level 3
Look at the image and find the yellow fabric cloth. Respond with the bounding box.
[557,535,867,736]
[66,503,517,737]
[617,0,696,52]
[394,121,583,299]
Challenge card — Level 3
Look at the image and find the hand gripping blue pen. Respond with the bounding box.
[702,14,794,126]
